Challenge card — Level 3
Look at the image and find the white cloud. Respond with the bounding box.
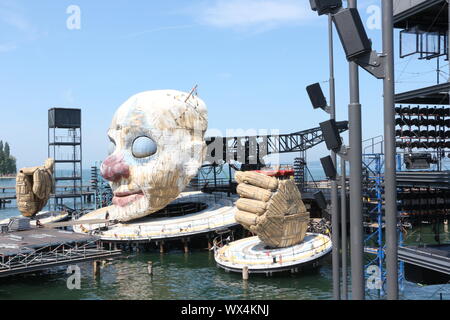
[0,1,36,34]
[124,24,194,39]
[62,89,76,105]
[0,10,33,32]
[193,0,318,31]
[0,42,17,53]
[0,0,40,53]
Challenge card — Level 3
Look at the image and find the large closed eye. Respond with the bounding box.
[132,136,157,158]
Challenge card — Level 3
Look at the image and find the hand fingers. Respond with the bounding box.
[236,198,267,215]
[44,158,55,171]
[32,169,46,199]
[237,183,272,202]
[235,171,278,191]
[33,169,52,200]
[235,210,259,228]
[43,170,53,199]
[16,172,39,217]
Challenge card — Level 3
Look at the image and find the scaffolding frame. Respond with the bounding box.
[0,239,121,277]
[48,108,83,212]
[90,162,112,210]
[362,137,404,298]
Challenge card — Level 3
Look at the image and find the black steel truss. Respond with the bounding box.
[205,121,348,165]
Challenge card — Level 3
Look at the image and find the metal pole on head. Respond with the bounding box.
[329,12,341,301]
[347,0,365,300]
[382,0,398,300]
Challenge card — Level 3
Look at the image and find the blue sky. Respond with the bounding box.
[0,0,446,169]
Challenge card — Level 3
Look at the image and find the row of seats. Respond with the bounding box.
[395,129,450,138]
[395,106,450,117]
[396,118,450,127]
[399,203,450,211]
[396,141,450,149]
[398,191,450,200]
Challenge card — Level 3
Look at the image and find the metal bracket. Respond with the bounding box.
[337,145,350,161]
[355,50,386,79]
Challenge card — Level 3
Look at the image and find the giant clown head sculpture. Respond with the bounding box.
[100,90,208,222]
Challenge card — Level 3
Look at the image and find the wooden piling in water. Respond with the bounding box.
[147,261,153,275]
[183,239,189,254]
[93,260,101,279]
[242,266,249,280]
[207,234,212,250]
[159,241,165,254]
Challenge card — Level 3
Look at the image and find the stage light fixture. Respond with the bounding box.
[309,0,342,16]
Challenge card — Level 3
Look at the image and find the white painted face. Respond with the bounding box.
[101,90,208,222]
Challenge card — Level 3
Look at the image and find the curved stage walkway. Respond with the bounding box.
[215,233,332,274]
[74,192,239,242]
[0,211,69,226]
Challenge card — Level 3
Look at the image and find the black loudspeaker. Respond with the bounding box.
[320,156,337,180]
[310,0,342,15]
[306,83,328,109]
[332,8,372,60]
[48,108,81,129]
[320,119,342,151]
[314,191,328,210]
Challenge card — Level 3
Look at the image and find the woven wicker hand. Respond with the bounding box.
[235,171,309,248]
[16,159,54,217]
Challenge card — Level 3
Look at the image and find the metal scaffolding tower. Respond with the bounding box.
[48,108,83,212]
[362,149,404,298]
[90,163,112,210]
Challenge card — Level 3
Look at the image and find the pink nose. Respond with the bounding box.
[101,153,130,182]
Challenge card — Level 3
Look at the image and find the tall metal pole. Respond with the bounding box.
[329,13,340,301]
[382,0,398,300]
[341,158,348,299]
[348,0,365,300]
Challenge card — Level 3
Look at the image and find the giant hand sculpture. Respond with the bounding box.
[16,159,54,217]
[235,171,310,248]
[100,90,208,222]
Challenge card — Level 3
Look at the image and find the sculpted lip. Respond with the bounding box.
[113,190,144,207]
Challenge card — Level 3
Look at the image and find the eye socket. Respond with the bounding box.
[108,138,116,155]
[132,136,157,158]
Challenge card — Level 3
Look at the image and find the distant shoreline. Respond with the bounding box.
[0,176,15,179]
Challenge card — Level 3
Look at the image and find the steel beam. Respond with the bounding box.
[329,13,341,300]
[382,0,399,300]
[341,159,348,299]
[348,0,365,300]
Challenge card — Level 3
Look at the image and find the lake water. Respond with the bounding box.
[0,177,449,300]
